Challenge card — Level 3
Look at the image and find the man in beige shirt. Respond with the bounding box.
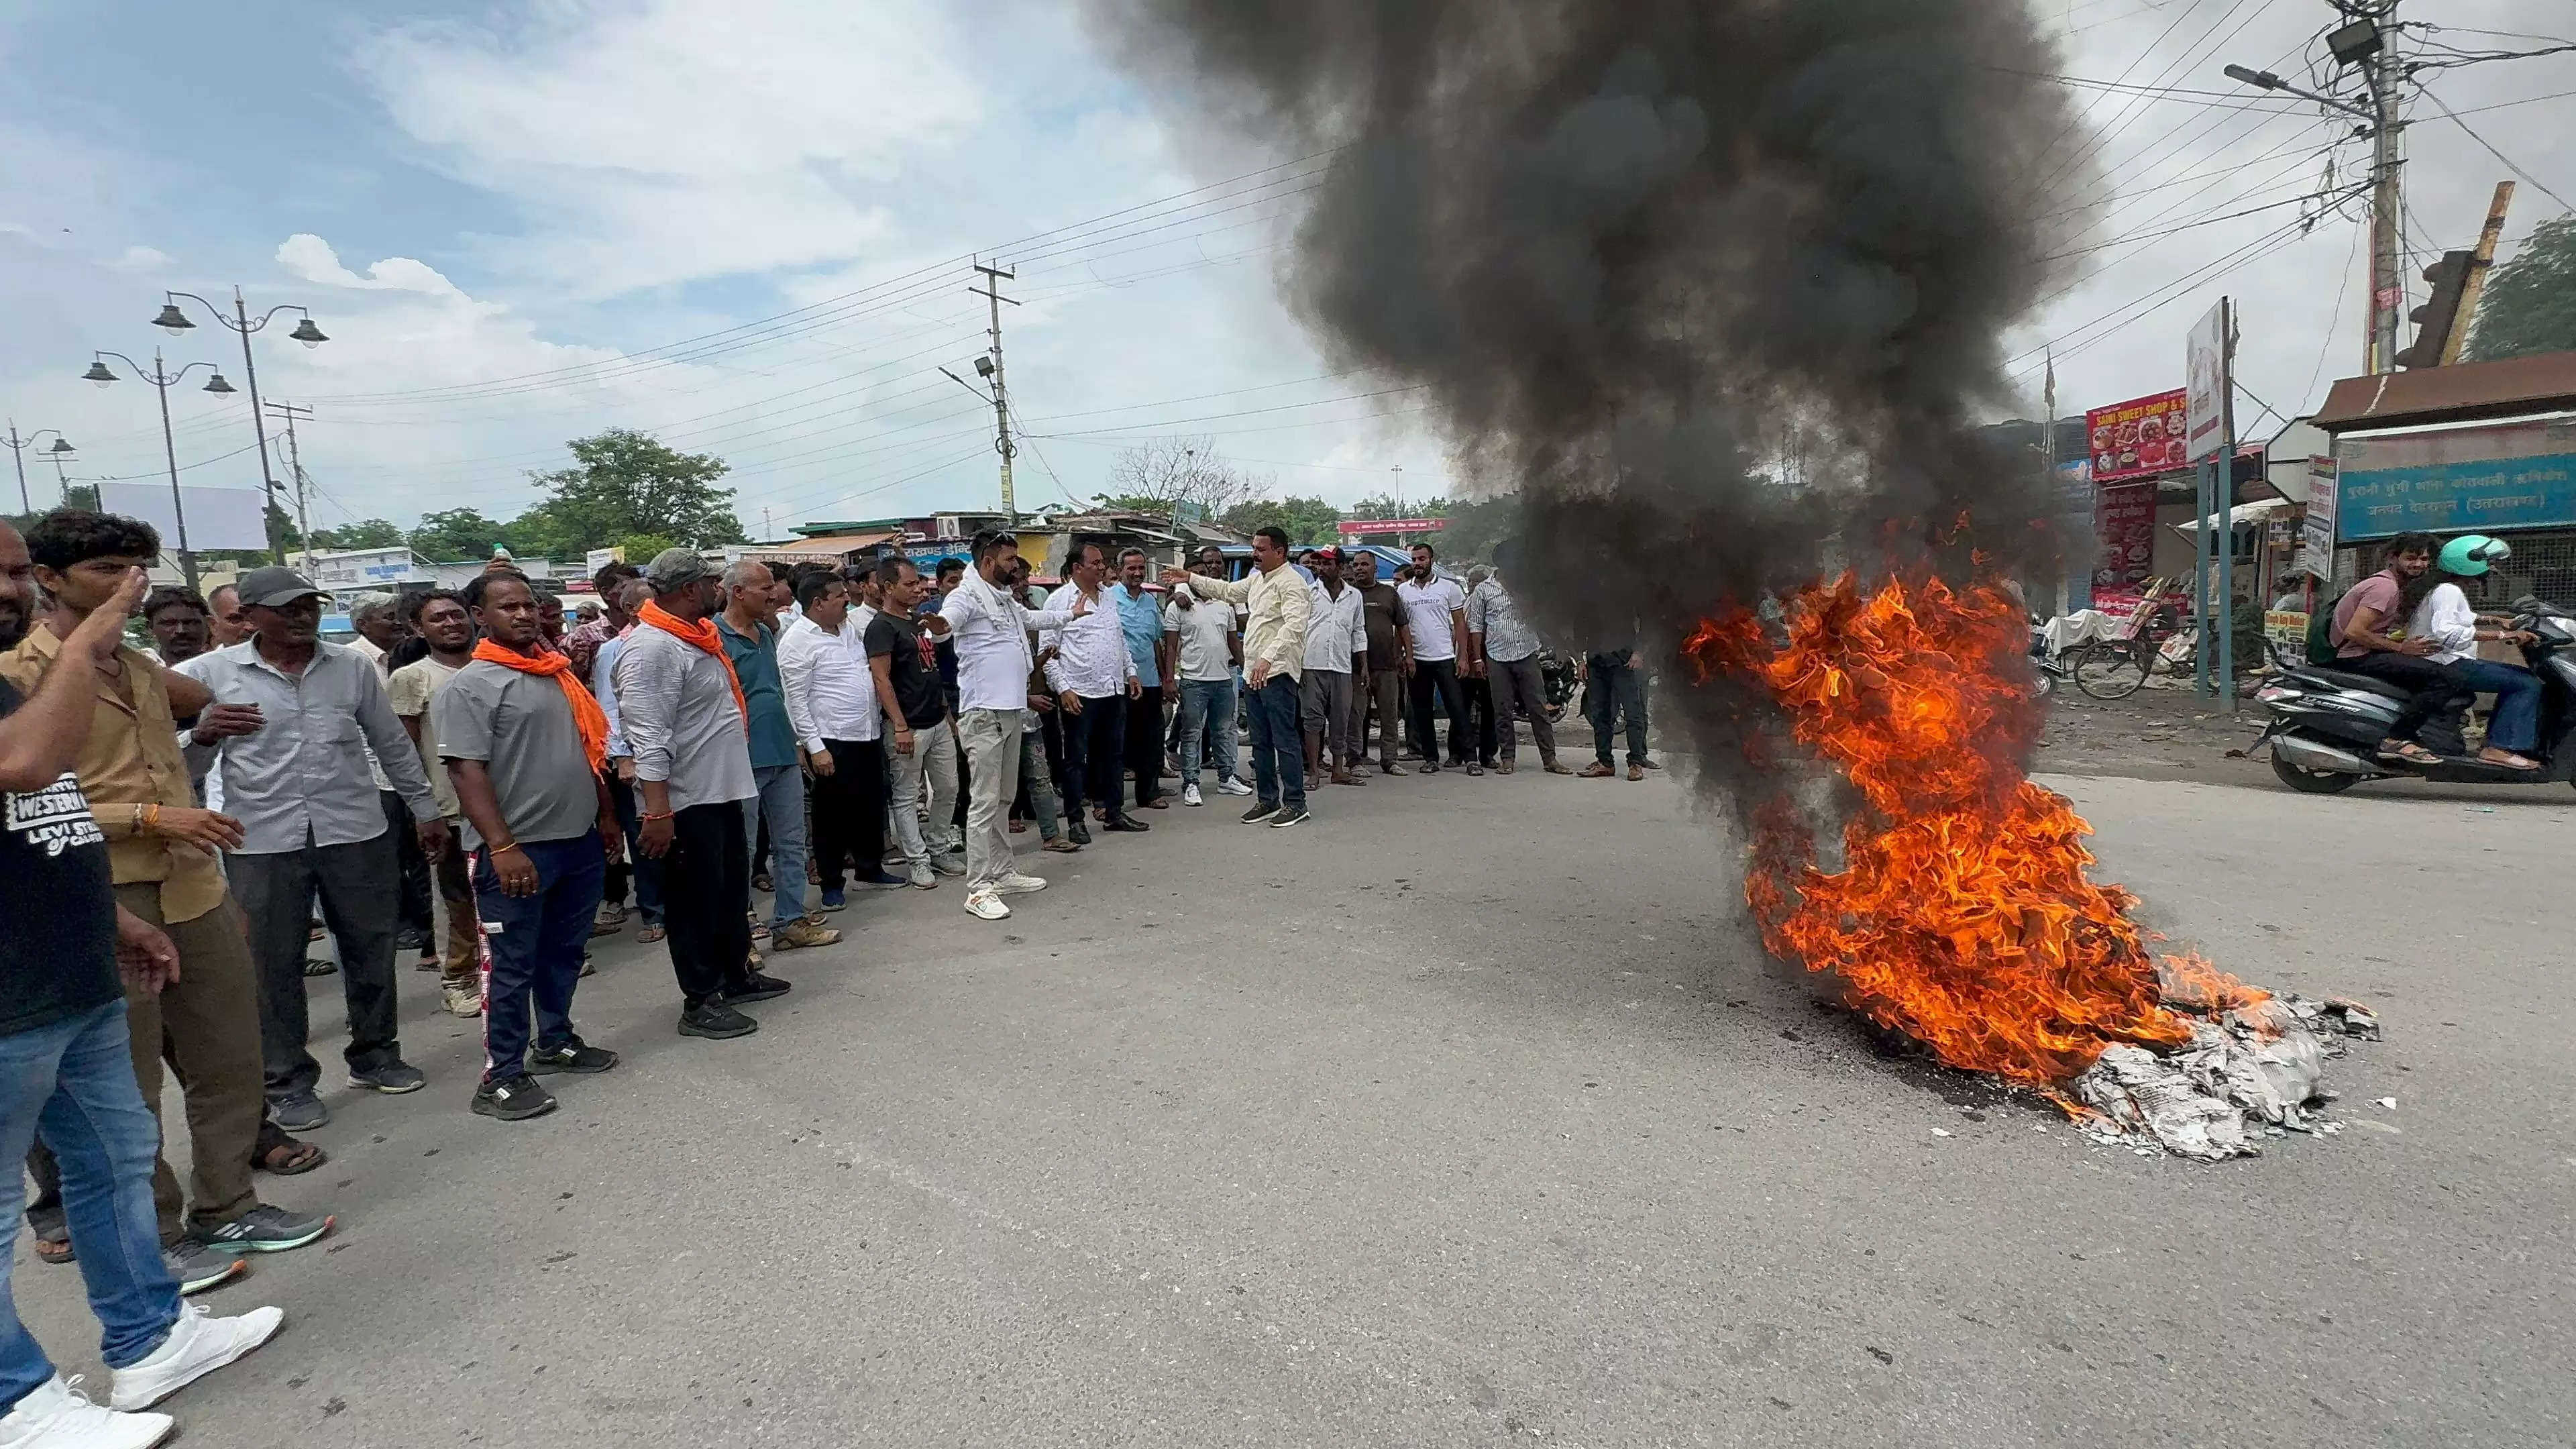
[389,588,485,1020]
[2,509,334,1288]
[1163,525,1313,827]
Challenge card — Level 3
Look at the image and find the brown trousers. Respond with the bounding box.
[28,884,266,1242]
[435,833,480,987]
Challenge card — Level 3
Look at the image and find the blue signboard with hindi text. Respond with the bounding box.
[2334,420,2576,542]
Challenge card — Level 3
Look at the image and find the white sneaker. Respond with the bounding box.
[994,873,1048,894]
[1216,777,1254,797]
[1183,783,1203,806]
[906,861,936,889]
[0,1377,172,1449]
[108,1302,284,1412]
[963,890,1011,920]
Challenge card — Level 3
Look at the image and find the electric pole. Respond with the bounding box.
[4,423,76,516]
[2365,9,2404,374]
[971,261,1021,516]
[266,400,315,567]
[1389,463,1403,515]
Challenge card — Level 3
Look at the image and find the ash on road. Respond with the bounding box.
[18,756,2571,1447]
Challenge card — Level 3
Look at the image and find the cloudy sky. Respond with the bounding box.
[2,0,2570,545]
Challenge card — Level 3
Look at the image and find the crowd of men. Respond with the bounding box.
[0,506,1656,1445]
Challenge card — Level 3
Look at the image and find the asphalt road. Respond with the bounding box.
[16,750,2573,1447]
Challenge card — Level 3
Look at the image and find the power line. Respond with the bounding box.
[2417,85,2576,215]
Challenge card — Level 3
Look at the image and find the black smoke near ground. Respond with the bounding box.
[1087,0,2092,807]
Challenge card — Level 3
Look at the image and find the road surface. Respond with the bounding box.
[17,753,2572,1447]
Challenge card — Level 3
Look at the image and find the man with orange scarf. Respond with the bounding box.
[611,549,788,1042]
[433,572,627,1122]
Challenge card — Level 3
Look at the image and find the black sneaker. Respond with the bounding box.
[265,1088,328,1132]
[471,1075,559,1121]
[1465,763,1485,777]
[724,971,793,1004]
[1066,820,1093,845]
[1104,816,1150,833]
[1268,808,1310,828]
[1417,761,1441,775]
[526,1039,620,1075]
[195,1203,334,1254]
[394,925,432,954]
[1240,802,1279,824]
[679,1001,759,1039]
[347,1059,427,1094]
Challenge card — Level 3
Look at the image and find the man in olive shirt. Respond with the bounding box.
[1347,551,1407,775]
[3,511,331,1279]
[436,573,623,1122]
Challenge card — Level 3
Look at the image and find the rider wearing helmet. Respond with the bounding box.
[2406,533,2544,770]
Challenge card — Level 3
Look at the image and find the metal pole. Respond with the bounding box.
[5,423,26,516]
[2217,299,2236,711]
[972,262,1019,516]
[2367,19,2404,374]
[229,290,287,564]
[152,350,198,590]
[2194,457,2212,697]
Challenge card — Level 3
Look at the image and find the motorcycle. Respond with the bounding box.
[2249,596,2576,794]
[2030,620,2071,696]
[1537,647,1579,722]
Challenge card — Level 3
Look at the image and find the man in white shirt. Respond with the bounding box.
[1163,552,1249,806]
[590,580,663,941]
[1161,525,1313,827]
[1397,541,1475,775]
[1039,541,1146,836]
[937,532,1056,920]
[1300,549,1368,788]
[778,572,907,908]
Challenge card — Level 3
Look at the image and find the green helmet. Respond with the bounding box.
[2438,534,2511,576]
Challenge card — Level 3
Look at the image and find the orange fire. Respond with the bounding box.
[1684,574,2264,1085]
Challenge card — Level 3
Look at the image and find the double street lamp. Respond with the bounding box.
[2,425,76,515]
[81,350,237,590]
[152,288,328,563]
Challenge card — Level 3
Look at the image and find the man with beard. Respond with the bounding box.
[1397,542,1474,775]
[937,532,1057,920]
[1161,526,1313,828]
[1346,551,1407,775]
[141,588,211,666]
[714,561,837,953]
[437,572,623,1121]
[592,579,665,941]
[0,523,289,1446]
[3,512,330,1295]
[1113,549,1171,812]
[390,590,487,1018]
[205,583,251,649]
[561,560,640,681]
[1300,549,1366,786]
[1041,541,1146,836]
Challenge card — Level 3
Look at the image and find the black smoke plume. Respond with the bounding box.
[1087,0,2091,808]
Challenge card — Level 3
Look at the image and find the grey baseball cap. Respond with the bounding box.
[645,547,712,588]
[233,565,327,608]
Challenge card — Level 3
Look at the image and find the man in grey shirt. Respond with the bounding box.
[176,566,449,1129]
[612,549,783,1041]
[434,572,623,1122]
[1464,543,1570,775]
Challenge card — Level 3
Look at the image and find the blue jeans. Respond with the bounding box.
[1246,675,1306,812]
[747,763,810,928]
[1173,678,1240,786]
[0,1000,182,1411]
[607,773,664,926]
[472,833,607,1083]
[2449,657,2543,753]
[1585,657,1650,766]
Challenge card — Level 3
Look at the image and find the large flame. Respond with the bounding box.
[1685,574,2262,1085]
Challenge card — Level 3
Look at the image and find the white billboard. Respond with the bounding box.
[2184,299,2231,463]
[94,482,272,553]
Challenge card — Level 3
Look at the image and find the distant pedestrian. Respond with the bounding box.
[616,549,788,1040]
[388,589,488,1018]
[1114,549,1172,812]
[1466,545,1570,775]
[1346,552,1407,775]
[1301,549,1367,786]
[1163,550,1248,806]
[1040,541,1146,836]
[866,557,966,885]
[780,571,904,910]
[1397,543,1474,774]
[938,532,1055,920]
[1163,525,1312,827]
[1580,623,1655,780]
[715,561,838,953]
[591,579,665,943]
[437,572,624,1122]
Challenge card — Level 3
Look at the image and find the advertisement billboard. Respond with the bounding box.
[94,483,272,553]
[2093,483,2156,592]
[2184,299,2231,463]
[2083,390,2188,484]
[2297,458,2337,578]
[1335,517,1448,537]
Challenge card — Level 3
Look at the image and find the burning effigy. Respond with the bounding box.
[1084,0,2367,1155]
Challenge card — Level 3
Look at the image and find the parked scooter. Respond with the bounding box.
[2251,595,2576,793]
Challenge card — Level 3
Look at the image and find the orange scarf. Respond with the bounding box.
[472,639,610,771]
[637,598,749,733]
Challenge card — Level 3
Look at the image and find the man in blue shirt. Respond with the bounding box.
[714,561,839,953]
[1114,549,1173,812]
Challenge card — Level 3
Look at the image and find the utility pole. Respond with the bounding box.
[1389,463,1403,515]
[2445,181,2516,365]
[4,423,76,516]
[2365,11,2404,374]
[970,261,1020,516]
[266,401,315,568]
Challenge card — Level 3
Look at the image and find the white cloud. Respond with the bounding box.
[109,245,171,272]
[277,233,464,297]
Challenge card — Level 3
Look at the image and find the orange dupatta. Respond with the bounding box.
[470,639,611,771]
[635,598,749,733]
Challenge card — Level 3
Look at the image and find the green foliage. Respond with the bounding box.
[309,518,406,551]
[1090,493,1171,514]
[615,532,680,565]
[527,429,745,548]
[1220,495,1343,547]
[408,508,513,562]
[2465,215,2576,362]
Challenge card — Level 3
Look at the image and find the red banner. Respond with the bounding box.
[2083,388,2189,483]
[1336,517,1447,536]
[2093,483,2157,592]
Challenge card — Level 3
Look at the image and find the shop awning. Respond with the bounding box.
[2167,498,2293,537]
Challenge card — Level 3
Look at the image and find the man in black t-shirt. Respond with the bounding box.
[867,557,964,889]
[0,531,282,1440]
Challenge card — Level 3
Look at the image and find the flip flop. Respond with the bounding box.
[253,1127,327,1176]
[32,1228,71,1265]
[637,924,666,944]
[304,958,338,977]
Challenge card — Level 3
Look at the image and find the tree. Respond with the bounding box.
[2466,215,2576,362]
[1221,495,1343,547]
[614,532,680,566]
[1098,435,1265,519]
[409,508,513,561]
[309,519,405,551]
[527,429,746,550]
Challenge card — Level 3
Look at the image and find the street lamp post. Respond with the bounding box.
[2,424,75,515]
[156,288,327,563]
[83,350,237,589]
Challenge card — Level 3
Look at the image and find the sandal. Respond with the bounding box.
[637,924,666,944]
[2478,750,2541,770]
[252,1124,327,1176]
[304,957,338,977]
[1042,837,1081,853]
[32,1227,72,1265]
[2377,741,2442,765]
[752,871,774,894]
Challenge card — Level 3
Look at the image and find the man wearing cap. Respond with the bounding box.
[176,564,450,1132]
[613,549,787,1039]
